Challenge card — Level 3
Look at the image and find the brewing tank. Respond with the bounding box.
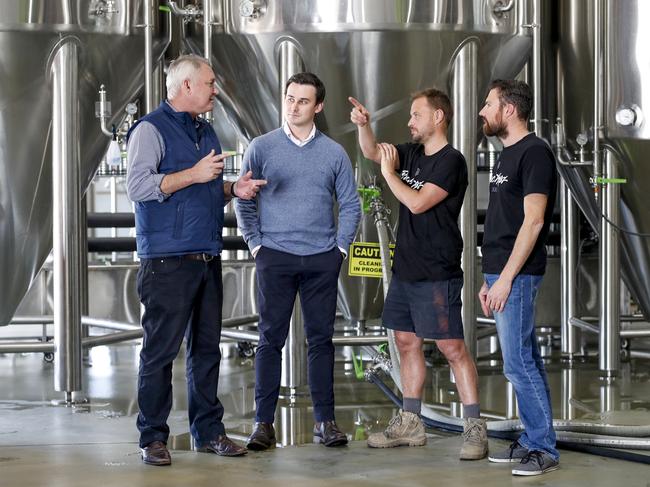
[557,0,650,318]
[191,0,532,321]
[0,0,167,325]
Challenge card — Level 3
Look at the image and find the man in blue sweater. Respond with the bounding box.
[236,72,361,450]
[126,54,266,466]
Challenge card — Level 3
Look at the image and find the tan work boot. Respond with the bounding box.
[367,410,426,448]
[460,417,488,460]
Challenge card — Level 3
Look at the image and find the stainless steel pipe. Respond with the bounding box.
[81,317,140,331]
[593,0,605,199]
[51,38,82,395]
[452,39,478,358]
[278,39,307,391]
[570,317,650,339]
[220,330,444,347]
[82,329,143,348]
[281,296,307,391]
[569,317,600,334]
[531,0,542,136]
[373,198,393,297]
[372,197,401,389]
[278,39,303,125]
[620,329,650,339]
[144,0,155,113]
[599,150,620,375]
[9,316,55,325]
[221,329,260,342]
[222,314,259,328]
[630,350,650,359]
[204,0,212,62]
[0,342,55,354]
[560,180,579,356]
[203,0,213,122]
[561,368,578,420]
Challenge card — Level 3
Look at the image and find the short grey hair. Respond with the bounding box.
[166,54,212,99]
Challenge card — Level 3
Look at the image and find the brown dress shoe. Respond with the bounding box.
[196,434,248,457]
[141,440,171,466]
[247,422,276,451]
[313,421,348,447]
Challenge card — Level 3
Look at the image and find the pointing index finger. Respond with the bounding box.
[348,96,365,111]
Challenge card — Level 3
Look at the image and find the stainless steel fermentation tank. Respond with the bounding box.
[188,0,533,322]
[557,0,650,371]
[0,1,166,325]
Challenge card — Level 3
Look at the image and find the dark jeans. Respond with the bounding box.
[136,256,225,448]
[254,247,343,423]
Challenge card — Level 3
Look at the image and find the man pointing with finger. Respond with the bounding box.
[350,90,488,460]
[126,54,266,466]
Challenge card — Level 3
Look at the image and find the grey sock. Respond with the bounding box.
[463,403,481,418]
[402,397,421,415]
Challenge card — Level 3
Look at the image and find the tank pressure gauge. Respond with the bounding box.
[240,0,254,17]
[615,105,643,127]
[125,103,138,116]
[239,0,266,19]
[576,132,589,147]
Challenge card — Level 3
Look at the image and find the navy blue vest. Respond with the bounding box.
[128,102,224,258]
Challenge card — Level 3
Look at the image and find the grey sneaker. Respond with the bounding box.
[512,451,559,476]
[488,440,528,463]
[367,410,426,448]
[459,417,488,460]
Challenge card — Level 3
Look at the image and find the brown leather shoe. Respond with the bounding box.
[247,422,276,451]
[196,434,248,457]
[313,421,348,447]
[141,440,171,466]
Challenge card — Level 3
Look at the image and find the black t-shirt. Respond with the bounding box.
[392,143,468,282]
[482,133,557,275]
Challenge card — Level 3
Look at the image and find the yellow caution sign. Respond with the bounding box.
[348,242,395,278]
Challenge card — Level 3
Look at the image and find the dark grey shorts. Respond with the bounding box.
[381,275,464,340]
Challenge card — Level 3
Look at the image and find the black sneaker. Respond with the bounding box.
[488,440,528,463]
[512,451,559,476]
[313,421,348,447]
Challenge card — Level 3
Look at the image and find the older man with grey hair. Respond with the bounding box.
[126,54,266,466]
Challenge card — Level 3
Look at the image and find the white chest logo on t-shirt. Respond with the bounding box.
[490,173,509,185]
[401,170,425,190]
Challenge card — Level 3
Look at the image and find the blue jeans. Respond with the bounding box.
[484,273,559,461]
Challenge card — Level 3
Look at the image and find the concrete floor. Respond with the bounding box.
[1,341,650,486]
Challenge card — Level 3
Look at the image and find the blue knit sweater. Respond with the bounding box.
[235,128,361,256]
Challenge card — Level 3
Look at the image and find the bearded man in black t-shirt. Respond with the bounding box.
[349,89,487,460]
[478,80,559,476]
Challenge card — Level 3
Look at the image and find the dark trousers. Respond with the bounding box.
[136,256,225,448]
[254,247,342,423]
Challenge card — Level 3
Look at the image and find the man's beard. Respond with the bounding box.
[482,117,508,138]
[411,128,433,144]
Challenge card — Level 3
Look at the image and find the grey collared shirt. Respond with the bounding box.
[125,121,169,203]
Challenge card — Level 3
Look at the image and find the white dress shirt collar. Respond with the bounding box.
[283,121,316,147]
